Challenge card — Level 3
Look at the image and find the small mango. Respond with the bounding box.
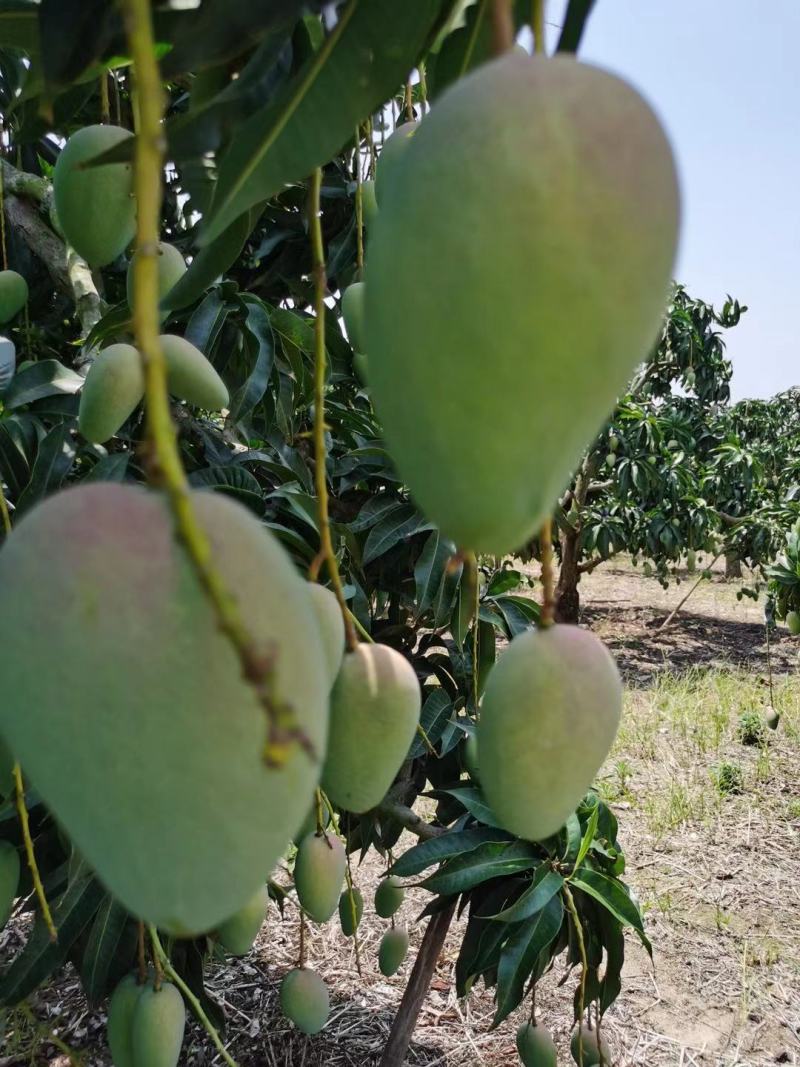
[280,968,329,1034]
[374,876,404,919]
[78,344,144,444]
[107,973,145,1067]
[0,270,28,323]
[131,982,185,1067]
[516,1022,557,1067]
[294,831,346,923]
[215,883,268,956]
[338,885,364,936]
[160,334,229,410]
[378,926,409,977]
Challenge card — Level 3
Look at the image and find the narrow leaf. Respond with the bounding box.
[421,841,538,896]
[570,867,652,955]
[79,895,131,1007]
[489,867,564,923]
[391,826,513,879]
[492,894,564,1027]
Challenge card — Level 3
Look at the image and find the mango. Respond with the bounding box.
[78,344,144,444]
[360,178,378,226]
[0,336,15,394]
[374,875,404,919]
[53,125,136,267]
[294,831,346,923]
[131,982,185,1067]
[338,885,364,936]
[462,732,479,780]
[517,1022,557,1067]
[378,925,409,976]
[295,794,330,843]
[321,643,421,813]
[0,484,328,932]
[374,122,418,206]
[307,583,345,684]
[341,282,366,354]
[765,705,780,731]
[787,610,800,635]
[107,973,144,1067]
[570,1025,611,1067]
[127,243,187,316]
[365,55,679,554]
[353,351,368,384]
[160,334,229,410]
[0,840,20,928]
[280,967,329,1035]
[686,549,696,573]
[215,883,268,955]
[477,624,621,841]
[0,270,28,323]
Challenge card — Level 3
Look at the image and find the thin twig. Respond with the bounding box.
[540,517,556,627]
[13,764,57,941]
[491,0,515,53]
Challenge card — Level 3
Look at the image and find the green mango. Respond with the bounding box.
[360,178,378,227]
[570,1025,611,1066]
[53,125,136,267]
[374,875,404,919]
[365,55,679,555]
[338,885,364,936]
[378,926,409,976]
[341,282,366,354]
[160,334,229,410]
[131,982,185,1067]
[765,705,780,731]
[215,883,269,955]
[516,1022,557,1067]
[127,243,187,316]
[321,643,421,814]
[0,270,28,323]
[642,562,653,577]
[353,350,368,384]
[686,549,696,573]
[0,484,328,932]
[462,732,479,781]
[478,624,621,841]
[280,968,329,1034]
[107,973,145,1067]
[294,831,346,923]
[307,583,345,685]
[0,840,20,928]
[78,344,144,444]
[787,610,800,635]
[375,121,418,206]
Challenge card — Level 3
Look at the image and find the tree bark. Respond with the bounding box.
[725,552,742,579]
[379,900,457,1067]
[555,524,581,623]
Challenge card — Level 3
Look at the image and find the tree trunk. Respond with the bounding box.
[555,526,581,624]
[379,900,456,1067]
[725,552,741,579]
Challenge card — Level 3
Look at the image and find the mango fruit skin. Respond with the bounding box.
[365,55,679,555]
[0,336,16,394]
[131,982,185,1067]
[127,243,187,316]
[378,926,409,976]
[321,643,421,814]
[0,484,328,933]
[78,344,144,444]
[0,270,28,323]
[338,885,364,936]
[787,610,800,635]
[374,121,418,206]
[360,178,378,227]
[517,1022,557,1067]
[570,1026,611,1067]
[374,875,404,919]
[160,334,229,410]
[294,831,346,923]
[280,967,329,1035]
[107,973,144,1067]
[53,125,136,267]
[0,840,20,928]
[478,624,621,841]
[215,883,269,955]
[307,583,345,685]
[341,282,366,354]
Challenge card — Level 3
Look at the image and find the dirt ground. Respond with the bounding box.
[3,558,799,1067]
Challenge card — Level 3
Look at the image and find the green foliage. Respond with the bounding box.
[737,710,765,747]
[713,762,745,796]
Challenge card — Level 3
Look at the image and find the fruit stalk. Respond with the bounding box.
[354,127,365,274]
[13,763,57,940]
[531,0,545,53]
[562,884,588,1058]
[308,166,358,651]
[491,0,515,53]
[539,517,555,627]
[122,0,312,768]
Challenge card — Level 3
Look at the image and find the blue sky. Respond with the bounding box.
[543,1,800,401]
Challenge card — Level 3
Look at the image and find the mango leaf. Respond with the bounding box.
[79,895,131,1007]
[391,826,513,879]
[84,452,130,484]
[0,413,37,497]
[489,866,564,923]
[570,867,652,955]
[438,785,503,828]
[39,0,117,93]
[415,530,457,617]
[188,465,264,510]
[350,495,405,533]
[489,593,539,638]
[162,210,258,313]
[407,688,452,759]
[228,297,275,423]
[0,1,40,54]
[557,0,597,53]
[184,289,229,354]
[573,803,600,871]
[421,840,538,896]
[4,360,83,410]
[362,503,432,565]
[201,0,448,243]
[492,894,564,1028]
[15,424,76,515]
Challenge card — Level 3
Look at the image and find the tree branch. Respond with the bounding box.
[376,799,445,840]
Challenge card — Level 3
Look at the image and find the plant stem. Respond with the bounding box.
[122,0,311,769]
[354,127,364,276]
[491,0,515,54]
[562,884,588,1061]
[13,763,57,941]
[343,845,363,976]
[404,79,414,122]
[0,481,11,536]
[539,517,555,627]
[531,0,545,53]
[99,73,110,124]
[298,910,307,968]
[308,167,358,652]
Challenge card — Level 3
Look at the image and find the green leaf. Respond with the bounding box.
[570,867,652,955]
[0,1,41,54]
[492,894,564,1027]
[84,453,130,483]
[228,297,275,423]
[362,503,432,565]
[439,786,503,828]
[414,530,456,617]
[573,803,600,871]
[4,360,83,410]
[391,826,513,878]
[79,895,131,1007]
[188,465,264,510]
[15,424,76,515]
[162,210,258,313]
[489,594,539,638]
[407,688,452,759]
[489,866,564,923]
[421,840,538,896]
[201,0,447,243]
[556,0,597,53]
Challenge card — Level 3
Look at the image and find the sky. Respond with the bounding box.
[542,1,800,401]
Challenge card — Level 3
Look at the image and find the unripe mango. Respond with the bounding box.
[107,973,144,1067]
[127,243,187,316]
[321,644,421,813]
[374,875,404,919]
[570,1025,611,1067]
[338,885,364,936]
[360,178,378,227]
[0,336,15,394]
[375,122,418,205]
[0,840,20,928]
[307,583,345,685]
[686,549,696,573]
[215,883,268,955]
[131,982,185,1067]
[517,1022,557,1067]
[341,283,366,354]
[78,344,144,444]
[0,484,328,932]
[160,334,229,410]
[378,925,409,976]
[765,705,780,731]
[366,55,679,554]
[0,270,28,323]
[462,732,479,780]
[787,610,800,635]
[280,968,329,1034]
[53,125,136,267]
[294,831,346,923]
[478,624,621,841]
